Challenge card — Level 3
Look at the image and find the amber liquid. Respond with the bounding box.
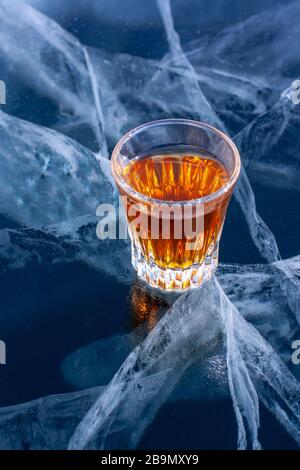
[122,151,231,269]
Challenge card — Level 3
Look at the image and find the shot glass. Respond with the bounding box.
[111,119,240,291]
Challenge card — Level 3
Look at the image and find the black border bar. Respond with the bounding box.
[0,450,299,465]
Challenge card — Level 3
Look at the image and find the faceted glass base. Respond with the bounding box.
[132,243,219,292]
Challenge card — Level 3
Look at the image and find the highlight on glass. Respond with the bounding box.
[112,119,241,291]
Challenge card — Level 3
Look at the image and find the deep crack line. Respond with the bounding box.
[156,0,224,129]
[83,46,108,157]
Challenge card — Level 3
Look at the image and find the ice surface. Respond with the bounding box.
[185,0,300,82]
[68,270,300,450]
[0,354,229,449]
[216,279,300,449]
[155,0,288,271]
[88,0,225,145]
[219,262,299,352]
[0,0,107,153]
[90,46,276,140]
[191,67,276,135]
[233,96,298,266]
[233,92,300,322]
[236,91,300,188]
[62,257,299,391]
[0,110,114,228]
[0,214,131,281]
[233,167,281,264]
[69,277,222,449]
[0,0,299,452]
[155,1,289,268]
[218,259,300,447]
[0,388,101,450]
[89,0,291,273]
[177,1,300,134]
[156,0,223,130]
[0,259,299,449]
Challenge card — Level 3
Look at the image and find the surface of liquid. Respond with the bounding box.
[123,153,229,201]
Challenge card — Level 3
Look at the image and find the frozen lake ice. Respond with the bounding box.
[0,0,299,450]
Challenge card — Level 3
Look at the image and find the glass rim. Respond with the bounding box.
[111,118,241,206]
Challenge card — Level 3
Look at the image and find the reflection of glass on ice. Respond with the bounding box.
[112,119,241,291]
[129,281,171,331]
